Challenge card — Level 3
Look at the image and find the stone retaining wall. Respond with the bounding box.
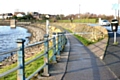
[1,23,62,67]
[51,23,108,42]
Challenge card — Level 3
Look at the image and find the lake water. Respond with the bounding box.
[0,26,31,61]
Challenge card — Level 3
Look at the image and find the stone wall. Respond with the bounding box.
[51,23,108,42]
[1,23,62,67]
[22,23,62,59]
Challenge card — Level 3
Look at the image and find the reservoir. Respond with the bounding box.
[0,26,31,60]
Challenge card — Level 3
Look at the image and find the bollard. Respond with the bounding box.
[42,34,50,76]
[16,39,25,80]
[52,33,57,63]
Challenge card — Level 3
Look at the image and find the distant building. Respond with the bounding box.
[0,14,4,19]
[14,12,25,17]
[0,13,13,19]
[28,12,40,19]
[4,13,13,19]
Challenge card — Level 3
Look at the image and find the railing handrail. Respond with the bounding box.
[0,48,20,55]
[0,32,67,80]
[25,40,45,48]
[0,66,20,77]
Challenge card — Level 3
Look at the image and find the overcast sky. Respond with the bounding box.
[0,0,119,15]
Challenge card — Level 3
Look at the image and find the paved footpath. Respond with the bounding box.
[62,35,117,80]
[37,34,118,80]
[103,31,120,79]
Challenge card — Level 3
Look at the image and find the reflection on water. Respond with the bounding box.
[0,26,31,61]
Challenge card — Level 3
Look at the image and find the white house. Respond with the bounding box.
[16,13,24,17]
[0,14,4,19]
[14,12,25,17]
[0,13,13,19]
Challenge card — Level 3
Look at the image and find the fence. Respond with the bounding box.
[0,32,67,80]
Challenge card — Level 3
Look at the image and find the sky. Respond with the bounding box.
[0,0,119,16]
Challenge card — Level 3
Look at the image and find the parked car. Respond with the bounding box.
[100,20,110,26]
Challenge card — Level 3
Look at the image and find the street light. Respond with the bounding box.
[79,4,80,17]
[118,0,120,24]
[45,15,50,35]
[79,4,80,22]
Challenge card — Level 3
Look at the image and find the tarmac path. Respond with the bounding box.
[103,30,120,79]
[62,34,117,80]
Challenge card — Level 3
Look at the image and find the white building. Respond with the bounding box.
[16,13,24,17]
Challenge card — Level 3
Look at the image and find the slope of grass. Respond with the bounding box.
[74,34,94,46]
[0,49,54,80]
[65,29,94,46]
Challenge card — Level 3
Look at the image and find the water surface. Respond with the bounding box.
[0,26,31,60]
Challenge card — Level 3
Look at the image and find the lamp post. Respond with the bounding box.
[79,4,80,22]
[112,3,118,19]
[118,0,120,24]
[45,15,50,35]
[79,4,80,17]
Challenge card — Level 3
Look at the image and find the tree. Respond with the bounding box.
[56,15,60,20]
[24,14,35,20]
[12,15,17,19]
[41,14,46,20]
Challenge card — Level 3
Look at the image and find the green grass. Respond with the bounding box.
[65,29,94,46]
[29,18,97,23]
[74,34,93,46]
[113,41,119,45]
[65,29,72,33]
[58,19,97,23]
[0,49,54,80]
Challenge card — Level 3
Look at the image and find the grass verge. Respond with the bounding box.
[58,19,97,23]
[0,49,54,80]
[74,34,94,46]
[65,29,94,46]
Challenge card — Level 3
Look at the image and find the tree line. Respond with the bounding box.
[4,12,115,22]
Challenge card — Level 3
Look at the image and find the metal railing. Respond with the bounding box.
[0,32,66,80]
